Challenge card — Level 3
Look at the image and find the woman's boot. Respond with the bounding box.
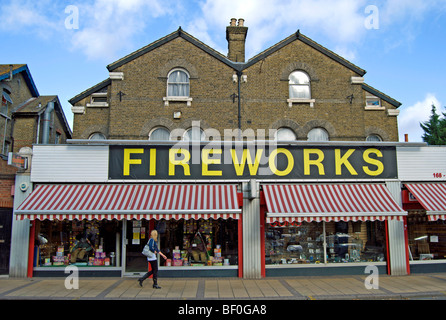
[153,278,161,289]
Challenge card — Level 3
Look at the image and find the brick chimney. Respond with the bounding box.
[226,18,248,62]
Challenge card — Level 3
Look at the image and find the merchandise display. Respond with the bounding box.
[407,210,446,260]
[265,221,386,265]
[34,219,120,267]
[159,218,238,267]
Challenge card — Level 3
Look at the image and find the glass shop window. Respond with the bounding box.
[34,219,121,267]
[407,211,446,261]
[265,221,387,265]
[157,218,238,267]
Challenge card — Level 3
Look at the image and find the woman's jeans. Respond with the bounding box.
[139,260,158,284]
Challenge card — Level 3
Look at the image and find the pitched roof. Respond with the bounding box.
[13,96,73,137]
[0,64,39,97]
[68,78,111,105]
[107,27,238,72]
[245,30,366,76]
[362,83,402,108]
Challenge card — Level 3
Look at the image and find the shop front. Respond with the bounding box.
[15,183,242,277]
[10,141,423,278]
[261,183,406,276]
[402,183,446,273]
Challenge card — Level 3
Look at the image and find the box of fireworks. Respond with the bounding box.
[213,262,223,266]
[181,250,188,259]
[44,258,52,266]
[93,258,104,266]
[165,259,172,266]
[224,259,230,266]
[88,257,94,266]
[104,258,110,266]
[214,248,221,258]
[173,259,183,266]
[95,252,106,259]
[183,258,189,266]
[53,256,65,263]
[64,256,69,265]
[173,249,181,260]
[96,246,103,252]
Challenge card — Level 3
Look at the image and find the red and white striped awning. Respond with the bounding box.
[264,184,406,223]
[15,184,241,221]
[405,183,446,221]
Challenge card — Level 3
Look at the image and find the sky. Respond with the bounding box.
[1,0,445,142]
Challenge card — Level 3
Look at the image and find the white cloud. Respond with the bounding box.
[398,93,443,142]
[196,0,369,58]
[68,0,168,61]
[0,0,59,38]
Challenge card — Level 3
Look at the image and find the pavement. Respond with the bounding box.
[1,273,446,301]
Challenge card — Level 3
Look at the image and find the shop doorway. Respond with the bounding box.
[0,209,13,274]
[125,219,153,273]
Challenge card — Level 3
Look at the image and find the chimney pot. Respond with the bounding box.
[226,18,248,62]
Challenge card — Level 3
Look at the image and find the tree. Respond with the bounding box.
[420,104,446,145]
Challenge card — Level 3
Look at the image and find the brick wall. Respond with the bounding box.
[71,27,399,142]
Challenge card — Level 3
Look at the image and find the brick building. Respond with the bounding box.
[69,19,401,142]
[14,20,431,279]
[0,64,71,274]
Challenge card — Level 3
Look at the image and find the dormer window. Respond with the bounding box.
[164,69,192,106]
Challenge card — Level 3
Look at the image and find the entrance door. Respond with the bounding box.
[0,209,12,275]
[125,219,151,274]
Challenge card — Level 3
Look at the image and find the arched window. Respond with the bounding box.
[307,128,329,141]
[275,128,297,141]
[183,127,205,141]
[167,69,190,97]
[89,132,106,140]
[366,134,382,142]
[149,127,171,141]
[289,71,311,99]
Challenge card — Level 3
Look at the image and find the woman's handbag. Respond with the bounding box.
[142,239,156,259]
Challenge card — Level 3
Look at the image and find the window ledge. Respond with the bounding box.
[71,106,85,114]
[287,98,315,107]
[163,96,192,106]
[86,102,109,107]
[387,109,400,116]
[364,106,385,111]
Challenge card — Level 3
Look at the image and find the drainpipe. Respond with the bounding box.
[41,101,54,144]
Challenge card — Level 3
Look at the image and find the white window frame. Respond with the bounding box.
[164,68,192,106]
[287,71,315,107]
[87,92,109,107]
[365,95,384,110]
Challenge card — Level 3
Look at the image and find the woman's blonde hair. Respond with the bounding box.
[150,230,158,239]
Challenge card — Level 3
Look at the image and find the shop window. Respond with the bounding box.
[34,219,121,267]
[126,218,238,272]
[407,211,446,261]
[265,220,386,265]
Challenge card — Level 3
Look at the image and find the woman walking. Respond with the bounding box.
[138,230,166,289]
